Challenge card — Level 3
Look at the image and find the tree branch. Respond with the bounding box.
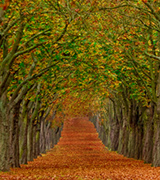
[144,52,160,62]
[13,42,46,60]
[144,2,160,22]
[0,15,24,71]
[126,52,154,103]
[8,61,60,103]
[18,28,51,50]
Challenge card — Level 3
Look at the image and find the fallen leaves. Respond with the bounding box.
[0,117,160,179]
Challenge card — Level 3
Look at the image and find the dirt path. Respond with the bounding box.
[0,117,160,180]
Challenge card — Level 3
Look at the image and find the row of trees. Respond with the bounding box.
[0,0,111,172]
[89,0,160,167]
[0,0,160,171]
[0,0,82,171]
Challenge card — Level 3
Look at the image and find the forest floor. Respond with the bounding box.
[0,117,160,180]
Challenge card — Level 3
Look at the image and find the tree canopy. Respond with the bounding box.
[0,0,160,170]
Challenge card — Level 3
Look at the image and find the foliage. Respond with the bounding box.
[1,0,160,170]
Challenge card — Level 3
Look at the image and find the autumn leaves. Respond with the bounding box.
[0,0,160,171]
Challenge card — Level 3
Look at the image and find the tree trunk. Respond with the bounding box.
[9,101,21,168]
[33,124,37,159]
[152,116,160,166]
[134,123,143,160]
[142,107,154,163]
[20,100,29,164]
[40,118,46,153]
[153,68,160,166]
[110,117,119,151]
[36,122,41,157]
[28,119,34,161]
[0,93,10,171]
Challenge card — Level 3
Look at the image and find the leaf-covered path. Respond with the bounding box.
[0,118,160,180]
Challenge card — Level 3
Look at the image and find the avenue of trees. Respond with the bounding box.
[89,0,160,167]
[0,0,160,171]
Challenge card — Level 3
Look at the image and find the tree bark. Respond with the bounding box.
[9,101,21,168]
[0,93,10,171]
[20,100,30,164]
[40,118,46,153]
[142,107,154,163]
